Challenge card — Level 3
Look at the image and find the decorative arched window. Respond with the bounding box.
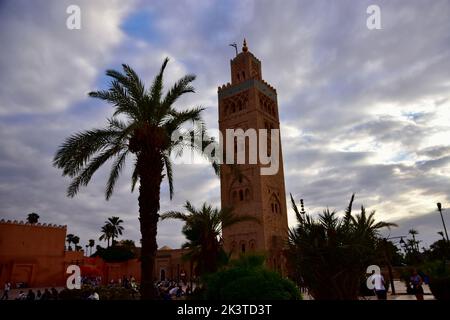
[270,193,281,214]
[230,175,252,206]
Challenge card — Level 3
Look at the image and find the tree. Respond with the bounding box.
[53,59,218,299]
[66,233,75,251]
[203,255,300,300]
[119,239,136,250]
[105,216,124,246]
[72,236,80,251]
[26,212,39,224]
[88,239,95,256]
[99,224,114,248]
[408,229,420,252]
[161,201,259,275]
[287,194,397,299]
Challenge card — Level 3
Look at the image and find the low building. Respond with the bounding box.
[0,219,192,288]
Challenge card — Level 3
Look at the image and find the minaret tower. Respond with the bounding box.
[218,39,288,274]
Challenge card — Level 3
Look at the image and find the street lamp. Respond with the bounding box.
[437,203,449,242]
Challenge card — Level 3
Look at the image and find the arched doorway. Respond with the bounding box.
[160,268,166,281]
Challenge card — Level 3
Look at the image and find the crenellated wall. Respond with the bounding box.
[0,219,192,288]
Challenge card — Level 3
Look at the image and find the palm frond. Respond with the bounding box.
[106,150,128,200]
[290,193,303,222]
[160,211,189,221]
[160,74,196,113]
[148,57,169,106]
[53,128,121,177]
[162,152,174,199]
[66,145,123,197]
[131,159,139,192]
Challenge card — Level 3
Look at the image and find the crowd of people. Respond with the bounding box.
[11,287,60,300]
[155,279,194,300]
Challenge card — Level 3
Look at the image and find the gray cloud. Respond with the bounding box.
[0,0,449,249]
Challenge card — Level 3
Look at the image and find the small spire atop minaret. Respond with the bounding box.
[242,38,248,52]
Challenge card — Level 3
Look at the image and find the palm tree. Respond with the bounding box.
[66,233,75,251]
[105,216,124,246]
[99,224,114,248]
[88,239,95,256]
[72,236,80,251]
[53,59,218,299]
[409,229,420,252]
[26,212,39,224]
[288,194,397,300]
[161,201,259,274]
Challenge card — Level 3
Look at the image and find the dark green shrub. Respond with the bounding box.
[423,260,450,300]
[203,255,301,300]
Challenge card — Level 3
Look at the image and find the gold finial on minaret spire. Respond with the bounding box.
[242,38,248,52]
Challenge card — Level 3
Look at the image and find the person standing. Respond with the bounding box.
[26,289,36,301]
[410,269,424,300]
[1,282,11,300]
[372,272,387,300]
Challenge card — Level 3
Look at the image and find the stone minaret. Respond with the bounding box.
[218,39,288,274]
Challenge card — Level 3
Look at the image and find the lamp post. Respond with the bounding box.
[437,203,449,242]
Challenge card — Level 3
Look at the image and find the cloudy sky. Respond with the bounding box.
[1,0,449,250]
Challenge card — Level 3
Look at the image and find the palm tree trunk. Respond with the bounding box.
[138,151,164,300]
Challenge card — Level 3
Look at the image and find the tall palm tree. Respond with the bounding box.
[66,233,75,251]
[53,58,218,299]
[99,224,114,248]
[26,212,39,224]
[105,216,124,246]
[161,201,259,274]
[88,239,95,256]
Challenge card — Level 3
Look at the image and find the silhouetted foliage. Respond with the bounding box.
[161,202,258,275]
[203,255,301,300]
[26,212,39,224]
[287,193,396,300]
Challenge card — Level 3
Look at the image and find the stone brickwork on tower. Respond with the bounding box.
[218,40,289,274]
